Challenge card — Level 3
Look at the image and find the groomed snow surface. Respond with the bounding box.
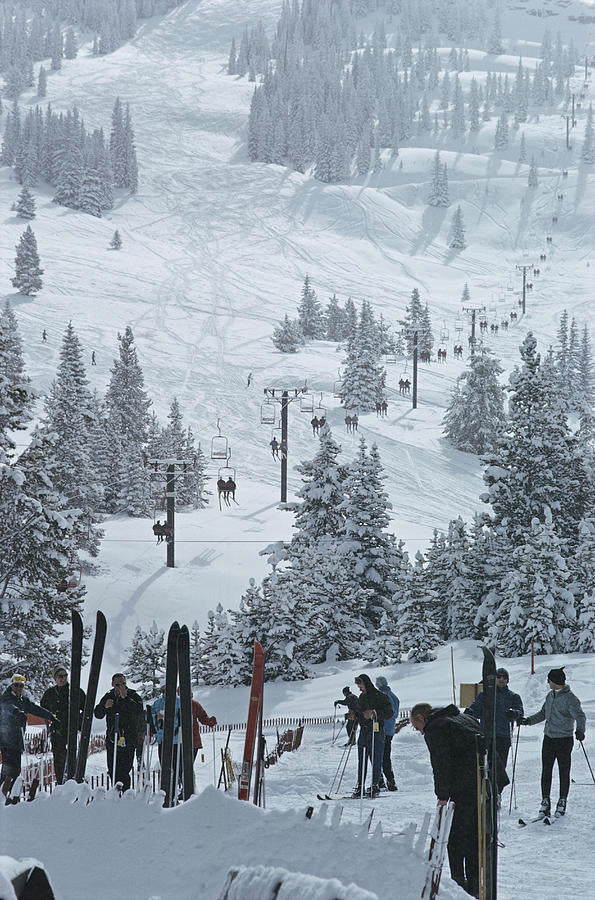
[0,0,594,896]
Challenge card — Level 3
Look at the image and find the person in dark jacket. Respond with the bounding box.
[40,665,86,784]
[0,675,55,798]
[353,674,391,798]
[411,702,492,898]
[467,667,523,768]
[334,686,359,745]
[519,667,586,819]
[94,673,143,791]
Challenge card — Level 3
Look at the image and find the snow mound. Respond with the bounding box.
[0,784,467,900]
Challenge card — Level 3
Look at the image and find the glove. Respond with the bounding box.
[13,709,27,727]
[576,730,585,742]
[334,701,339,707]
[208,716,217,727]
[518,717,530,726]
[505,709,520,720]
[363,709,373,720]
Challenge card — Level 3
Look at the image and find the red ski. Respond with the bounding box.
[238,641,265,802]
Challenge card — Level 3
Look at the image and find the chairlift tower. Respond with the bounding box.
[146,457,194,567]
[516,262,533,315]
[263,385,308,503]
[462,305,486,356]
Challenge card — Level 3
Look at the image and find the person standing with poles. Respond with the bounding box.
[467,667,524,769]
[94,674,143,792]
[352,674,391,798]
[334,686,359,746]
[519,667,586,819]
[375,676,400,791]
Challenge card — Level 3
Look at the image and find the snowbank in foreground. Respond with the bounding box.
[0,783,467,900]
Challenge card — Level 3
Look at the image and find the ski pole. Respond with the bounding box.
[508,724,521,814]
[579,740,595,785]
[328,740,351,795]
[335,740,354,794]
[332,719,346,746]
[112,713,119,789]
[332,706,337,743]
[212,729,217,786]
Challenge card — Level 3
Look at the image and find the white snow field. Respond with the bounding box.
[0,0,594,897]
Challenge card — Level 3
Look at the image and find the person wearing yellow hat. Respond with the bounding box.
[0,674,56,800]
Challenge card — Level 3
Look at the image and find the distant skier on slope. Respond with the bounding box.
[334,686,359,746]
[519,667,586,820]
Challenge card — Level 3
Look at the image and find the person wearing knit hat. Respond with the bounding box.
[41,666,86,784]
[519,667,587,820]
[467,667,524,770]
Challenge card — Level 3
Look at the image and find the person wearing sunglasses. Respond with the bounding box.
[94,674,143,791]
[0,673,56,800]
[41,665,86,784]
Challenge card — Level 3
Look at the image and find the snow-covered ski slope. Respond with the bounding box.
[1,0,593,667]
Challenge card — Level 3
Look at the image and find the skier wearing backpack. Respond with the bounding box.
[352,674,393,798]
[410,702,508,898]
[375,676,400,791]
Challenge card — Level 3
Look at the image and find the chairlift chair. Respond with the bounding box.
[300,395,314,414]
[314,393,326,417]
[260,400,276,425]
[489,307,497,319]
[218,465,236,482]
[333,380,343,398]
[454,318,463,333]
[440,324,449,341]
[385,353,397,365]
[211,419,229,460]
[506,280,514,292]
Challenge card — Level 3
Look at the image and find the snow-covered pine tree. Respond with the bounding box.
[581,103,593,164]
[442,349,507,453]
[427,151,449,206]
[292,423,347,547]
[197,604,248,686]
[78,164,104,217]
[110,229,122,250]
[12,225,43,295]
[272,314,303,352]
[297,275,324,339]
[339,438,401,623]
[124,621,166,699]
[527,155,538,187]
[16,184,36,219]
[400,287,424,355]
[341,300,386,412]
[518,131,527,163]
[395,552,441,663]
[0,323,84,687]
[37,65,47,98]
[64,27,77,60]
[42,321,103,556]
[449,205,466,249]
[190,620,204,684]
[104,326,152,514]
[482,332,581,552]
[442,517,476,639]
[53,143,84,209]
[494,111,509,149]
[488,512,575,656]
[488,12,504,55]
[326,294,344,341]
[419,304,434,356]
[362,610,401,666]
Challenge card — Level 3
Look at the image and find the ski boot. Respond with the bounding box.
[537,797,550,820]
[377,778,386,791]
[555,798,566,818]
[351,784,362,799]
[387,780,398,792]
[364,784,380,798]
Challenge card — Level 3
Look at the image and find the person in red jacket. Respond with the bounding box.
[191,698,217,760]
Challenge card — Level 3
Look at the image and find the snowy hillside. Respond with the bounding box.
[1,0,593,665]
[0,0,594,897]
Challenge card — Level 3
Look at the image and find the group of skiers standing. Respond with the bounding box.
[0,667,217,799]
[410,666,586,898]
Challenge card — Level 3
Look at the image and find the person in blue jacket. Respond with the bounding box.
[151,683,180,763]
[467,667,523,768]
[375,676,400,791]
